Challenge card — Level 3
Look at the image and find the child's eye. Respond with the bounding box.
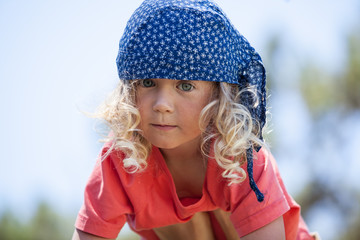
[178,82,194,92]
[140,79,155,88]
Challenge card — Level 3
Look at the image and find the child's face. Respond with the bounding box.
[136,78,214,150]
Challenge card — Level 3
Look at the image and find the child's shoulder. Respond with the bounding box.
[251,147,283,190]
[254,147,275,167]
[99,140,125,160]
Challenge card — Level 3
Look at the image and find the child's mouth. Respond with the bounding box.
[151,124,177,131]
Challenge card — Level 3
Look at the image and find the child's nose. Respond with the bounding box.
[152,89,174,113]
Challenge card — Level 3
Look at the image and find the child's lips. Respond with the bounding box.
[151,124,177,131]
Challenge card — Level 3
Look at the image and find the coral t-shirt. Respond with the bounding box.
[75,142,312,239]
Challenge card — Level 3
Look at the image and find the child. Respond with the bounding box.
[73,0,318,239]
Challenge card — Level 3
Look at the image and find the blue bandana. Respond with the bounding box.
[116,0,266,202]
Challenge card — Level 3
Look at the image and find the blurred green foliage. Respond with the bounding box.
[0,202,73,240]
[300,26,360,115]
[297,26,360,239]
[341,30,360,110]
[0,202,140,240]
[263,24,360,239]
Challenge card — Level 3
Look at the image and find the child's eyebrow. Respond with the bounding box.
[177,79,195,83]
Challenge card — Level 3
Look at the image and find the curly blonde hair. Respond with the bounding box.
[94,80,265,184]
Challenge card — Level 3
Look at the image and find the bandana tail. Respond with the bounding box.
[246,148,264,202]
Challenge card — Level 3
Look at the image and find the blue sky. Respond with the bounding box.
[0,0,359,237]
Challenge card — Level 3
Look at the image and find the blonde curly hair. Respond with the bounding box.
[94,79,266,184]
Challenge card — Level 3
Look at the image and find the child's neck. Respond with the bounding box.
[159,136,203,165]
[159,136,207,199]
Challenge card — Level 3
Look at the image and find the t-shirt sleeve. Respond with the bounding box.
[75,146,133,239]
[229,148,291,237]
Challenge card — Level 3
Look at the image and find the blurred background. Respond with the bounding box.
[0,0,359,239]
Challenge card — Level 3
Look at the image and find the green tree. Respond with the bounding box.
[0,210,29,240]
[298,26,360,239]
[0,202,73,240]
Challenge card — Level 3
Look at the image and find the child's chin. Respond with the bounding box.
[153,143,178,150]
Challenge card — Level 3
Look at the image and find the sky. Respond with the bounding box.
[0,0,359,238]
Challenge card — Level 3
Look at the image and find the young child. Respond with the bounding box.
[73,0,318,239]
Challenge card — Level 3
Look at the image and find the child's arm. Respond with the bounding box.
[241,216,285,240]
[72,229,115,240]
